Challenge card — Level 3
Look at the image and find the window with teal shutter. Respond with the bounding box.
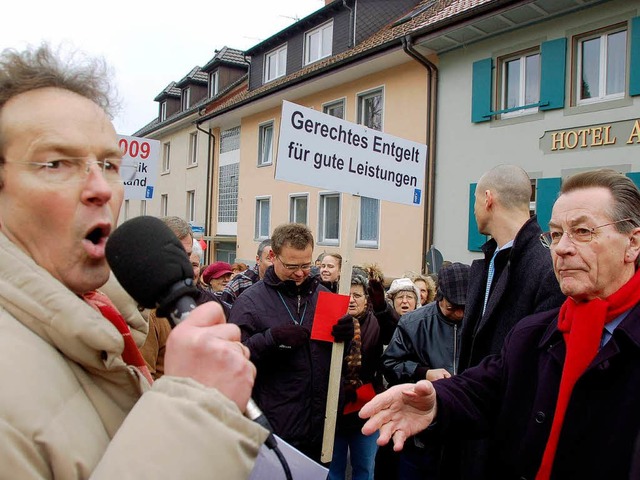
[471,59,493,123]
[630,17,640,96]
[626,172,640,189]
[535,177,562,231]
[468,183,488,251]
[539,38,567,111]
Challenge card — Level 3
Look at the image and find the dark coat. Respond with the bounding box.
[434,303,640,479]
[382,301,462,385]
[228,266,330,458]
[459,216,565,371]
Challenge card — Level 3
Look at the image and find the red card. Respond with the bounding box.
[310,290,350,342]
[343,383,377,415]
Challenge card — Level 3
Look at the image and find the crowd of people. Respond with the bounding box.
[1,43,639,480]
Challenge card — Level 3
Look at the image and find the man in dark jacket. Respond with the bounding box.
[229,223,352,462]
[360,169,640,480]
[381,262,470,479]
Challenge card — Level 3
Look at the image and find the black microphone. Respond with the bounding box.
[106,216,278,448]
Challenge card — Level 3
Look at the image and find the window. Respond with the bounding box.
[123,200,130,221]
[500,50,540,117]
[357,197,379,247]
[258,122,274,166]
[318,193,340,245]
[188,132,198,166]
[162,142,171,172]
[187,190,196,223]
[305,21,333,65]
[182,88,191,110]
[209,71,219,97]
[140,200,147,216]
[529,179,537,217]
[577,27,627,104]
[323,99,345,119]
[264,44,287,83]
[358,89,383,131]
[161,194,168,217]
[160,101,167,121]
[255,197,271,239]
[289,194,308,224]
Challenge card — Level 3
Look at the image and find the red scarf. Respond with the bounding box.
[83,290,154,385]
[536,269,640,479]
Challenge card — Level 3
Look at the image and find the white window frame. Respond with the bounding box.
[322,98,345,119]
[289,193,309,225]
[162,142,171,173]
[500,50,540,118]
[209,70,219,97]
[264,44,287,83]
[140,200,147,216]
[258,121,274,166]
[188,132,198,167]
[255,196,271,240]
[187,190,196,223]
[356,197,380,248]
[357,87,384,131]
[304,20,333,65]
[160,101,167,121]
[160,194,168,217]
[318,192,341,246]
[576,26,627,105]
[182,87,191,110]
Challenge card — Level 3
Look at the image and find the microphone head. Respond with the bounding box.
[106,216,197,315]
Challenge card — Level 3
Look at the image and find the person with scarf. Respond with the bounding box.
[328,273,387,480]
[359,169,640,480]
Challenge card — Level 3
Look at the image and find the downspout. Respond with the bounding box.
[401,35,438,274]
[196,123,216,264]
[342,0,354,48]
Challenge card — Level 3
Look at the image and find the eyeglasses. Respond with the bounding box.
[394,293,416,302]
[276,255,312,271]
[540,218,632,248]
[10,158,139,184]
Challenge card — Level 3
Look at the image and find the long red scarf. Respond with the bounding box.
[83,290,154,385]
[536,269,640,479]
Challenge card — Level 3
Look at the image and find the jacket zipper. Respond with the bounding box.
[453,323,458,375]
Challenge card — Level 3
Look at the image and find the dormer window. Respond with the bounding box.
[209,71,219,97]
[160,101,167,121]
[182,88,191,110]
[305,21,333,65]
[264,44,287,83]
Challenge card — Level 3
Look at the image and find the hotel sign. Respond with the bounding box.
[540,118,640,154]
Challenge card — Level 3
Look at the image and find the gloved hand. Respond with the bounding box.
[367,279,387,312]
[269,325,310,350]
[343,383,358,404]
[331,314,355,342]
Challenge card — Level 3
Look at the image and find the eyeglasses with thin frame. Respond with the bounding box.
[9,157,139,184]
[394,293,416,302]
[539,218,632,249]
[276,255,312,272]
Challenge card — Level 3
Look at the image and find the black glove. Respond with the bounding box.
[343,383,358,404]
[331,314,355,342]
[367,279,387,312]
[269,325,310,350]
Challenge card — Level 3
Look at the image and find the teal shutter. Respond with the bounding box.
[468,183,487,251]
[536,177,562,231]
[626,171,640,189]
[471,58,493,123]
[630,17,640,96]
[540,38,567,111]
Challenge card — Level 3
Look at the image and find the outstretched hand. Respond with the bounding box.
[359,380,437,451]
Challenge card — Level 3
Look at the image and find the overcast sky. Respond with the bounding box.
[3,0,325,135]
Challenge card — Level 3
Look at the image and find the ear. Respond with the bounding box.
[484,189,493,209]
[625,227,640,265]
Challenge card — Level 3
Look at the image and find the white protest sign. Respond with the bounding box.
[117,135,160,200]
[276,100,427,206]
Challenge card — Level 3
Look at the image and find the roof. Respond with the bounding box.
[175,66,208,88]
[153,81,181,102]
[202,46,248,72]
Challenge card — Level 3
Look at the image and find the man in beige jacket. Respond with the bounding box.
[0,44,267,478]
